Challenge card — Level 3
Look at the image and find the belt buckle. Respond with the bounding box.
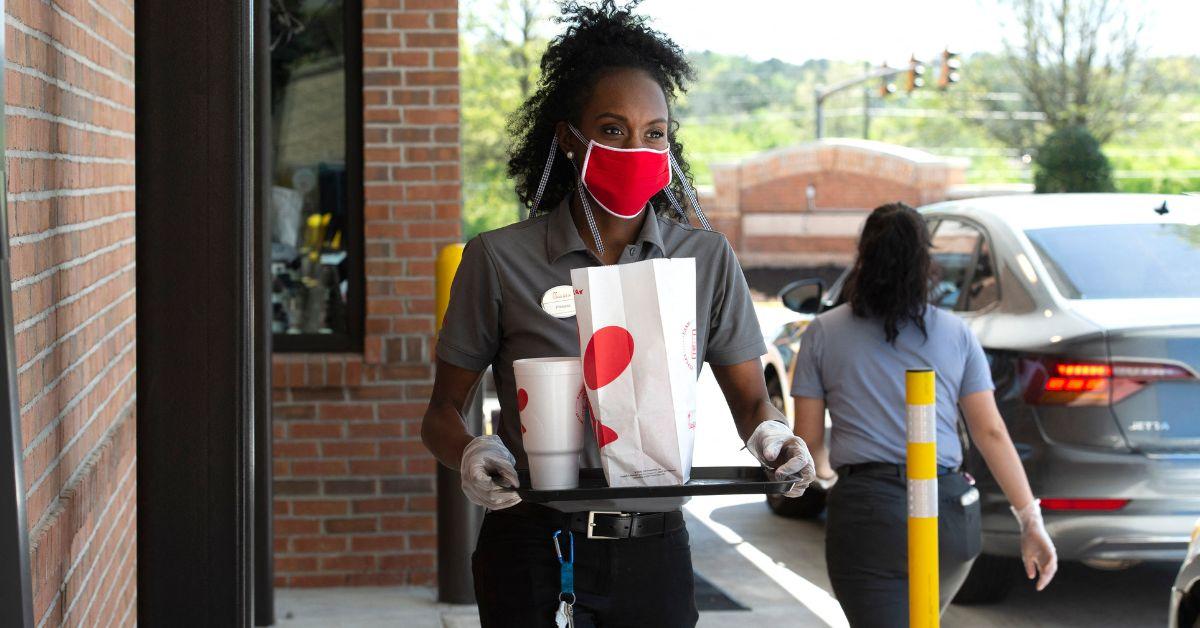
[586,511,627,540]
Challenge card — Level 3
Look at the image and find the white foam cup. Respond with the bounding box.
[512,357,585,490]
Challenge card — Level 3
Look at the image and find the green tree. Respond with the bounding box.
[460,0,547,240]
[994,0,1150,145]
[1033,126,1115,192]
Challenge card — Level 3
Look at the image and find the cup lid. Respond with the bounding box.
[513,357,582,376]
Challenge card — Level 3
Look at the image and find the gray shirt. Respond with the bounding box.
[789,304,994,469]
[437,198,766,510]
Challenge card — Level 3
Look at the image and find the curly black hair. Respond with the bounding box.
[506,0,697,218]
[844,203,932,344]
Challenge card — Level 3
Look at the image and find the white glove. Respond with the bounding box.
[1012,499,1057,591]
[746,420,816,498]
[460,435,521,510]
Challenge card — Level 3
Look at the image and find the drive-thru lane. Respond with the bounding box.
[689,360,1175,627]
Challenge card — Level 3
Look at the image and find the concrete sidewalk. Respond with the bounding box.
[275,500,830,627]
[275,586,478,628]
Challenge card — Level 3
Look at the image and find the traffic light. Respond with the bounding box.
[905,55,926,93]
[938,49,961,89]
[878,63,897,98]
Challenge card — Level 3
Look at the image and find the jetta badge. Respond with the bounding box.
[1128,420,1171,432]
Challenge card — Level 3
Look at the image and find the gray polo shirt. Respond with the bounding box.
[437,199,766,510]
[789,304,994,469]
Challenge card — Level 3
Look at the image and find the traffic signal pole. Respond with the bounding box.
[862,61,872,139]
[814,51,959,139]
[814,64,904,139]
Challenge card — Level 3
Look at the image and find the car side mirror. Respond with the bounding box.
[779,278,825,315]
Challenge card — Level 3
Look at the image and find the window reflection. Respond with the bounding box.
[270,0,350,336]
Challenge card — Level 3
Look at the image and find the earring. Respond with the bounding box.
[566,151,575,159]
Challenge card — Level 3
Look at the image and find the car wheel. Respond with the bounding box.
[766,485,827,519]
[951,553,1019,605]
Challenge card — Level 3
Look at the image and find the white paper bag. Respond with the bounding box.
[571,258,697,487]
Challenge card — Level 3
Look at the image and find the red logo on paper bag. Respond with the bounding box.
[595,422,619,448]
[581,392,618,448]
[681,321,696,371]
[583,326,635,390]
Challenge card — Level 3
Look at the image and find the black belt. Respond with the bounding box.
[837,462,959,477]
[500,502,685,540]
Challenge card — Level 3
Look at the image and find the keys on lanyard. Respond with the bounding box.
[552,529,575,628]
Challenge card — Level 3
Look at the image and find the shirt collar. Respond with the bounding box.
[546,196,666,263]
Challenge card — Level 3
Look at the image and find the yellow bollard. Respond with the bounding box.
[435,243,465,335]
[906,369,939,628]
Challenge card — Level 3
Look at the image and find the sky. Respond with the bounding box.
[494,0,1200,66]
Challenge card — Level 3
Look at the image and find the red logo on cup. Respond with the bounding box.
[516,388,529,412]
[575,386,588,425]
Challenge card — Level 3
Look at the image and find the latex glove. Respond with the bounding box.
[460,435,521,510]
[746,420,816,498]
[1012,499,1057,591]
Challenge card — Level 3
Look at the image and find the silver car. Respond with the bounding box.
[766,193,1200,603]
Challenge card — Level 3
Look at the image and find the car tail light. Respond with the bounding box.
[1020,357,1194,406]
[1040,498,1130,511]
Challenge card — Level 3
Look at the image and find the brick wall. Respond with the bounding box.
[271,0,460,587]
[6,0,138,624]
[740,172,922,213]
[700,139,966,267]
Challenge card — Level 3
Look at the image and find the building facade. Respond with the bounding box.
[7,0,137,624]
[7,0,463,623]
[268,0,460,588]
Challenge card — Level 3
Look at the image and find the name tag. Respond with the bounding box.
[541,285,576,318]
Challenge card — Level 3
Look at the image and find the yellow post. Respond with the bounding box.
[906,369,939,628]
[435,243,465,335]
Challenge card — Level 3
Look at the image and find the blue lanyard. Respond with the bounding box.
[552,529,575,600]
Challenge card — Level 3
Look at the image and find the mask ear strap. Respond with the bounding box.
[567,123,589,145]
[530,134,558,214]
[662,187,689,223]
[565,153,606,256]
[669,152,712,231]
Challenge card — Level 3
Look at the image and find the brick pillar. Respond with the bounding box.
[271,0,461,587]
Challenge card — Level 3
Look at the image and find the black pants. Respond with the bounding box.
[472,507,699,628]
[825,469,982,628]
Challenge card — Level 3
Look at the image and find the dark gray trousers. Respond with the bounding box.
[825,469,982,628]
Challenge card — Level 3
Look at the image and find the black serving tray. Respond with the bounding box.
[512,466,791,503]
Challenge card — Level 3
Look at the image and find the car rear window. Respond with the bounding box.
[1025,223,1200,299]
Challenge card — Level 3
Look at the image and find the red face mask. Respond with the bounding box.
[571,124,671,219]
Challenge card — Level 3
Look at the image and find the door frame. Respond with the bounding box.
[135,0,265,624]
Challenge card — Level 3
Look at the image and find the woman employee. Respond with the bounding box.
[791,203,1057,627]
[421,3,815,627]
